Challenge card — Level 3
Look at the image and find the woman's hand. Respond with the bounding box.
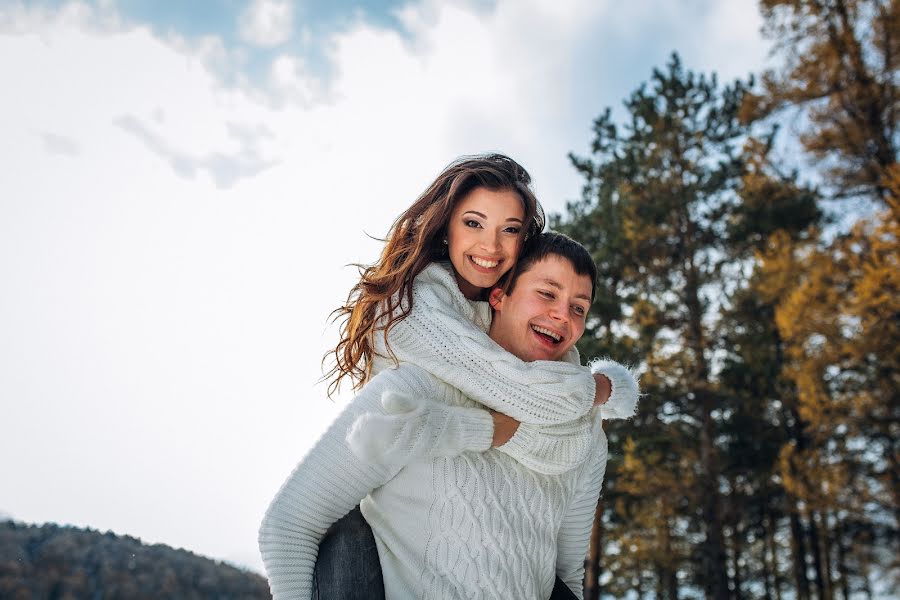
[490,410,520,447]
[347,391,495,465]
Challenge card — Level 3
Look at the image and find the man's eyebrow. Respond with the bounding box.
[462,210,523,223]
[541,277,591,302]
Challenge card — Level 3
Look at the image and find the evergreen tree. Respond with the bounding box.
[561,53,753,599]
[745,0,899,206]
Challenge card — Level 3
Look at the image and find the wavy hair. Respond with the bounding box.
[324,153,545,396]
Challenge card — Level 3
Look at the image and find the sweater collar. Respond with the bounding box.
[419,262,492,332]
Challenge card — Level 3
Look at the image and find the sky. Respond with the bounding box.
[0,0,770,574]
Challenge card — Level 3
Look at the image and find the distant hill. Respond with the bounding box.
[0,520,271,599]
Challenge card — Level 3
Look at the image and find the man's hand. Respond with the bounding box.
[490,410,520,447]
[593,373,612,406]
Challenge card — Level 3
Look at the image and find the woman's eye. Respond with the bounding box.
[464,220,482,228]
[503,226,521,234]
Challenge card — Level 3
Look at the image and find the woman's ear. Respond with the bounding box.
[488,287,505,310]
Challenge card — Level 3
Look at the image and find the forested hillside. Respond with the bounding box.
[0,520,270,600]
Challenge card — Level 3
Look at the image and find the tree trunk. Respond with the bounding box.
[788,502,811,600]
[761,518,774,600]
[764,507,783,600]
[808,510,831,600]
[684,256,729,600]
[583,499,604,600]
[731,518,744,600]
[663,515,679,600]
[699,391,729,600]
[818,511,835,600]
[834,519,850,600]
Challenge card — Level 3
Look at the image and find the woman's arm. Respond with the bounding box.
[555,424,609,600]
[258,371,424,600]
[377,263,597,424]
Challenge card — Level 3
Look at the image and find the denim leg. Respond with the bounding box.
[549,576,579,600]
[313,506,385,600]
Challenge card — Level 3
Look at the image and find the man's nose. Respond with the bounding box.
[548,300,568,322]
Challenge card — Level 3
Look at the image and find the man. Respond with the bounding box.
[259,233,635,599]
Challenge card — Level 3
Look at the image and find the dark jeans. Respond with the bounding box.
[313,505,579,599]
[314,506,385,599]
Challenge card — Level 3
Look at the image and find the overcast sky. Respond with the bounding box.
[0,0,769,574]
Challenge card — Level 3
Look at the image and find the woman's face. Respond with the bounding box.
[446,186,525,300]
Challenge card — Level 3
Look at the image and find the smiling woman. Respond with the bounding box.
[325,153,545,395]
[446,186,525,299]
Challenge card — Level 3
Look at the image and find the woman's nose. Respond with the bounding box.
[479,231,501,253]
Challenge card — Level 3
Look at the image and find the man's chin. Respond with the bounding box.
[523,347,565,362]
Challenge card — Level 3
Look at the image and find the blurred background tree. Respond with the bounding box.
[555,1,898,598]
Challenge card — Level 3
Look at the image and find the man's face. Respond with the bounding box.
[488,254,592,362]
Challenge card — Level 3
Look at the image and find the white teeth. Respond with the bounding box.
[532,325,561,342]
[470,256,499,268]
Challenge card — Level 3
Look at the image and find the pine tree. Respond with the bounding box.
[745,0,899,206]
[561,53,754,599]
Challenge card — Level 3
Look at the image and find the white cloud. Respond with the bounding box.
[0,0,768,574]
[238,0,294,48]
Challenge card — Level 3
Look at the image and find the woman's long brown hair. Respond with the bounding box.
[324,153,545,396]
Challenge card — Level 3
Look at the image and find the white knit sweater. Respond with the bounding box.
[371,262,637,474]
[258,364,608,600]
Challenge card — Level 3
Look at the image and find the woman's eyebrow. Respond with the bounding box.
[461,211,523,224]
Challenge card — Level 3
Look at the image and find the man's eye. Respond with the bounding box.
[538,290,554,299]
[573,305,586,316]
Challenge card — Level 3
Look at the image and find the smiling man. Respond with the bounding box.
[488,252,594,363]
[259,233,635,600]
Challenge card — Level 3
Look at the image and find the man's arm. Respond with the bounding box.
[258,371,424,599]
[556,425,609,600]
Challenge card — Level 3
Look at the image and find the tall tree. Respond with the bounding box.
[745,0,899,207]
[563,53,752,599]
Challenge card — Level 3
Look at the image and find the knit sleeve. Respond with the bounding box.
[346,390,495,469]
[377,264,596,424]
[555,420,608,600]
[496,414,594,475]
[258,370,427,600]
[496,355,637,474]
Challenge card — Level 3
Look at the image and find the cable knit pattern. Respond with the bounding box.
[259,364,607,600]
[497,417,595,475]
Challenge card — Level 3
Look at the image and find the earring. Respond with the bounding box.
[442,239,448,245]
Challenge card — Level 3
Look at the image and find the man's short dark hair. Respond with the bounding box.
[504,232,597,302]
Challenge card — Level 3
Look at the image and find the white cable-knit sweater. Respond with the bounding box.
[371,262,638,474]
[259,262,637,598]
[258,364,608,600]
